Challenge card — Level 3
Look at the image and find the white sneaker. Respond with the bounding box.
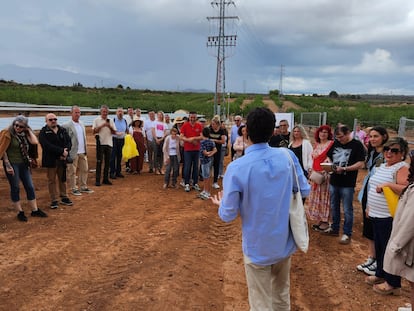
[185,184,190,192]
[200,192,211,200]
[362,260,377,276]
[339,234,351,245]
[212,183,220,189]
[198,191,206,198]
[180,180,185,187]
[71,189,82,196]
[80,188,94,194]
[357,257,375,271]
[193,184,201,192]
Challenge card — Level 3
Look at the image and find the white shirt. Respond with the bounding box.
[155,121,166,138]
[368,162,408,218]
[93,117,116,147]
[168,136,178,156]
[72,121,86,154]
[144,119,156,141]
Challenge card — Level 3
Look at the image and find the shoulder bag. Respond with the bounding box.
[286,150,309,253]
[309,170,326,185]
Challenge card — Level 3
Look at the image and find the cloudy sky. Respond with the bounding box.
[1,0,414,95]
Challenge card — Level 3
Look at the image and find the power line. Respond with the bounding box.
[207,1,238,116]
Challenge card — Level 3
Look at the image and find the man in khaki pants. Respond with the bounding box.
[39,113,73,209]
[63,106,94,196]
[212,107,310,310]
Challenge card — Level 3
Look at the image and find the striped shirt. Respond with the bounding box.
[367,161,408,218]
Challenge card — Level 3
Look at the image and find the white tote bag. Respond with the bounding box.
[286,151,309,253]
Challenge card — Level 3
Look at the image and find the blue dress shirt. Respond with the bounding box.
[218,143,310,265]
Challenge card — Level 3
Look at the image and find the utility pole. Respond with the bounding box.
[207,1,238,117]
[279,65,284,103]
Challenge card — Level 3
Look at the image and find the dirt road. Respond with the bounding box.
[0,128,410,311]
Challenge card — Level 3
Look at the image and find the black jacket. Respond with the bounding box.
[39,125,72,168]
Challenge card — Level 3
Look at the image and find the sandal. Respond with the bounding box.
[365,276,384,285]
[373,282,401,296]
[312,222,330,232]
[312,223,322,231]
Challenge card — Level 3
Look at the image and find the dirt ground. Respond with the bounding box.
[0,127,411,311]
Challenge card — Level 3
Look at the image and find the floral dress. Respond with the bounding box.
[306,140,333,222]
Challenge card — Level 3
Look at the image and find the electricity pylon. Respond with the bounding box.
[207,1,238,116]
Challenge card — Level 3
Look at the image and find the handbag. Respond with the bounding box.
[286,151,309,253]
[309,170,325,185]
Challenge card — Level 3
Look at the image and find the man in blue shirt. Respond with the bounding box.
[212,107,310,311]
[110,107,128,179]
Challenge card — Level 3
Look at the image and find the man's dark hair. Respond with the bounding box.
[246,107,275,143]
[334,125,350,135]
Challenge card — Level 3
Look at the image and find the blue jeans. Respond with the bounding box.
[110,137,124,176]
[219,145,227,176]
[329,185,354,236]
[183,150,199,185]
[164,155,179,185]
[5,162,36,202]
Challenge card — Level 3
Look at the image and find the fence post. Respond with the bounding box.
[398,117,407,137]
[352,118,358,138]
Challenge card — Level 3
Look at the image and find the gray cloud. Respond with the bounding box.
[0,0,413,94]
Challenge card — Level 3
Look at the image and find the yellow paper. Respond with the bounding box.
[383,186,399,217]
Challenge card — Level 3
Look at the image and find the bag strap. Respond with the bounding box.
[283,148,300,193]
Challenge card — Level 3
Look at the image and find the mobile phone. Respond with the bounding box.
[106,119,110,123]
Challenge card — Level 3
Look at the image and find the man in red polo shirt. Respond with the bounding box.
[180,111,203,192]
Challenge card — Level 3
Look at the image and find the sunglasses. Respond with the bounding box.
[48,118,58,122]
[383,146,401,154]
[14,124,26,129]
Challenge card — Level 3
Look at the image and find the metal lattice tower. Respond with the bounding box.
[279,64,284,102]
[207,1,238,116]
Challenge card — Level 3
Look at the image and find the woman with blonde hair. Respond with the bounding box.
[208,115,226,190]
[288,124,313,178]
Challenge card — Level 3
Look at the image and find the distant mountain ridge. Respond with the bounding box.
[0,64,137,89]
[0,64,214,93]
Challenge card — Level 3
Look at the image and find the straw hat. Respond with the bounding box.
[174,116,185,125]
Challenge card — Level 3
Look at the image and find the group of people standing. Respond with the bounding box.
[0,106,94,221]
[2,105,413,309]
[92,107,231,201]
